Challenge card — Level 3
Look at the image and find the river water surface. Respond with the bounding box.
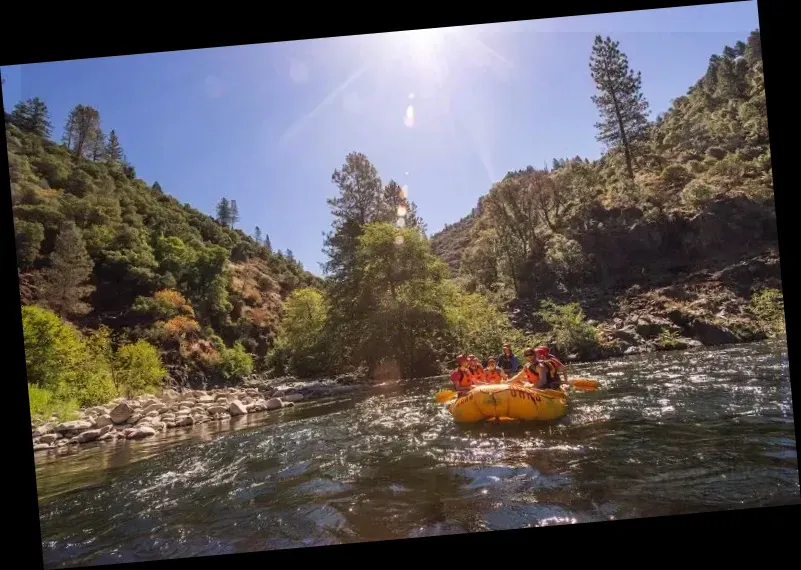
[36,340,799,568]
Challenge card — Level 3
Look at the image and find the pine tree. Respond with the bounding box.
[216,198,231,227]
[91,125,106,161]
[264,233,272,253]
[10,97,53,138]
[589,35,650,180]
[152,181,162,192]
[62,104,102,158]
[106,129,124,165]
[230,200,240,229]
[254,226,262,244]
[41,221,95,317]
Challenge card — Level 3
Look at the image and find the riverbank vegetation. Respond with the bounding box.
[10,28,784,422]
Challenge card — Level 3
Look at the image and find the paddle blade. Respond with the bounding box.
[435,389,458,403]
[568,378,600,391]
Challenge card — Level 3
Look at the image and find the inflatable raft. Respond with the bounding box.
[448,383,567,424]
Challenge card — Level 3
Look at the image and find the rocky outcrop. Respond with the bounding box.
[31,377,371,455]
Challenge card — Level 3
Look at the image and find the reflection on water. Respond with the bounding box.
[36,340,799,568]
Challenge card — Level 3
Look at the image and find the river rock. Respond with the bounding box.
[33,424,54,438]
[75,429,102,443]
[55,420,93,433]
[141,403,168,415]
[127,426,157,439]
[207,405,228,415]
[265,398,283,411]
[110,402,135,424]
[161,413,176,422]
[197,395,216,404]
[282,393,304,403]
[94,415,113,429]
[126,413,143,425]
[174,416,194,427]
[39,433,59,444]
[229,400,248,416]
[98,424,114,436]
[97,432,116,442]
[689,320,740,345]
[161,389,181,403]
[33,443,51,452]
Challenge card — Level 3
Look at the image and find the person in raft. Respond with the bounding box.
[482,355,508,383]
[450,354,478,397]
[467,354,484,378]
[497,343,520,375]
[508,346,565,390]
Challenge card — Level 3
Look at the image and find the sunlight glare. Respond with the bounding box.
[404,105,415,128]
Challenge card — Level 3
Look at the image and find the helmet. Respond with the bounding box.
[535,346,550,358]
[467,354,476,360]
[456,354,467,363]
[502,343,511,349]
[523,348,535,357]
[487,356,497,363]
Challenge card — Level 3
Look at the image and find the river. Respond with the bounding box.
[35,340,799,568]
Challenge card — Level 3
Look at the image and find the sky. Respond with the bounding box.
[1,1,761,276]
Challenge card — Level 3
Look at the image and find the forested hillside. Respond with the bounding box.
[429,30,784,354]
[7,100,321,403]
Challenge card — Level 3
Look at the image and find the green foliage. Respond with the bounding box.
[217,341,254,382]
[9,102,319,384]
[14,219,45,268]
[537,300,601,359]
[268,287,331,378]
[748,288,785,336]
[657,329,683,350]
[22,305,169,418]
[28,384,79,422]
[114,340,168,398]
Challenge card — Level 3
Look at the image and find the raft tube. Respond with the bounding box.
[448,383,567,423]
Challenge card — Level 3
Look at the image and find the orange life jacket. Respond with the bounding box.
[483,368,505,383]
[521,363,539,382]
[451,368,474,392]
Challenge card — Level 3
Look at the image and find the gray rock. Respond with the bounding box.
[110,402,135,424]
[75,429,102,443]
[229,400,248,416]
[127,426,157,439]
[39,433,59,444]
[265,398,283,411]
[33,443,52,452]
[55,420,93,433]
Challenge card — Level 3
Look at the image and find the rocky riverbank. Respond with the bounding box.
[31,374,370,454]
[507,249,784,362]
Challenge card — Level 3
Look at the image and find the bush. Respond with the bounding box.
[748,288,785,336]
[114,340,168,398]
[537,300,600,359]
[219,341,254,382]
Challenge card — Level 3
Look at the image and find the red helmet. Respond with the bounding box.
[467,354,476,360]
[534,346,550,358]
[456,354,467,363]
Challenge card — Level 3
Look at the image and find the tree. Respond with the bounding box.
[106,129,124,165]
[41,221,95,317]
[230,200,240,229]
[589,35,650,180]
[62,104,102,159]
[254,226,262,244]
[216,198,231,227]
[264,233,272,253]
[90,125,106,161]
[11,98,53,138]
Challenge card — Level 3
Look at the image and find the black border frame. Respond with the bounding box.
[2,0,797,568]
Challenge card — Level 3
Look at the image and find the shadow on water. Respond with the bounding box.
[36,340,799,568]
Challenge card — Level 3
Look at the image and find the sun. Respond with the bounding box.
[389,27,454,72]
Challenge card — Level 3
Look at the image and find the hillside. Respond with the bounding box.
[429,30,785,356]
[7,104,321,391]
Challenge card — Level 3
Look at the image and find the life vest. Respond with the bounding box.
[450,368,474,393]
[521,363,539,383]
[539,358,563,388]
[469,364,484,378]
[483,368,505,383]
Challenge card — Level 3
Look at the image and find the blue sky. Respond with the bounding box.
[2,1,761,275]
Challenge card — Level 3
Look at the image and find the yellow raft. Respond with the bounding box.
[448,383,568,424]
